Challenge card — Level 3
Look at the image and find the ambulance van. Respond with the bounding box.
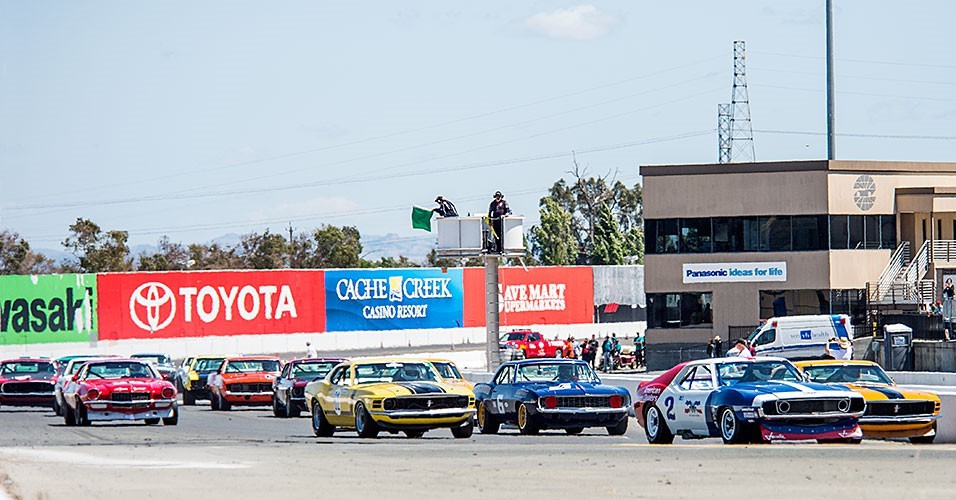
[747,314,853,360]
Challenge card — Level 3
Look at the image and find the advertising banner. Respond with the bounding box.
[463,267,594,327]
[0,274,97,345]
[325,268,463,331]
[97,270,325,340]
[682,262,787,284]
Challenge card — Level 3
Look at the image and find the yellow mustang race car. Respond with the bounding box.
[304,358,476,439]
[426,358,474,391]
[796,359,941,443]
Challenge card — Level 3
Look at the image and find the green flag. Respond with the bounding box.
[411,206,433,231]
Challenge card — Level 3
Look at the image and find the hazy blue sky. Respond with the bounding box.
[2,1,954,252]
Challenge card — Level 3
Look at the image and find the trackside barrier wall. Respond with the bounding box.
[0,274,97,345]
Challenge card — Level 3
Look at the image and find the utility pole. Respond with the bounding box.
[826,0,836,160]
[287,222,295,268]
[730,41,755,162]
[717,103,732,163]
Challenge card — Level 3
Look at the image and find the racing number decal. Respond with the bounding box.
[494,394,508,414]
[663,396,676,420]
[333,388,343,415]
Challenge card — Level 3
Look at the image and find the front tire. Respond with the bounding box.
[311,401,335,437]
[565,427,584,435]
[910,423,937,444]
[63,402,76,426]
[163,404,179,426]
[719,407,747,444]
[209,392,220,411]
[606,417,628,436]
[404,430,426,439]
[517,403,540,435]
[477,401,499,434]
[644,405,674,444]
[451,419,474,439]
[354,402,379,438]
[74,399,91,427]
[272,395,285,418]
[183,390,195,406]
[218,394,231,411]
[286,392,301,418]
[144,418,160,425]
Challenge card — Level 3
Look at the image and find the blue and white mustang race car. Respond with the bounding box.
[474,359,630,435]
[635,357,865,444]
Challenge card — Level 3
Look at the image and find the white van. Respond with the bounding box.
[748,314,853,360]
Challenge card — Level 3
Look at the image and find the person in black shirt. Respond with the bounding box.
[487,190,511,252]
[433,196,458,217]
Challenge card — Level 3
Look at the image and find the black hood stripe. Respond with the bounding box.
[396,382,446,394]
[865,385,906,400]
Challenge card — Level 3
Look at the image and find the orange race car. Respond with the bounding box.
[207,356,282,411]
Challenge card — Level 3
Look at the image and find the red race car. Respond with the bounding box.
[208,356,282,411]
[0,358,57,408]
[499,330,568,359]
[60,358,178,426]
[272,357,346,418]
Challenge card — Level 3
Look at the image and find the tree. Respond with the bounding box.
[590,203,626,265]
[238,230,289,269]
[529,198,576,266]
[296,225,363,268]
[424,249,460,268]
[62,218,132,272]
[365,255,419,268]
[188,242,243,270]
[0,229,58,275]
[138,236,192,271]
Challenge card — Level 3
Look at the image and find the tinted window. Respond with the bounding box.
[648,292,713,328]
[792,216,827,251]
[712,217,739,252]
[864,215,881,249]
[741,217,761,251]
[830,215,848,249]
[764,216,792,252]
[848,215,865,249]
[291,361,339,379]
[680,218,712,253]
[881,215,896,249]
[645,220,658,254]
[658,219,679,253]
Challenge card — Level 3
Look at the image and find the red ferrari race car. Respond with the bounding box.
[60,358,178,426]
[208,356,282,411]
[0,358,57,408]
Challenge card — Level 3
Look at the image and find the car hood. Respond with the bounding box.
[355,381,471,398]
[730,380,855,396]
[518,381,626,397]
[836,383,939,402]
[86,378,168,392]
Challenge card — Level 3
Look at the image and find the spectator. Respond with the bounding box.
[728,339,754,359]
[825,337,853,360]
[601,335,614,372]
[587,335,599,369]
[306,341,318,358]
[634,333,645,368]
[432,196,458,217]
[487,191,512,253]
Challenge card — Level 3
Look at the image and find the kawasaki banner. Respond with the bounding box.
[0,274,97,345]
[325,268,464,331]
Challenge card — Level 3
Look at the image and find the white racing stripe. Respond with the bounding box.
[0,448,248,470]
[774,381,815,393]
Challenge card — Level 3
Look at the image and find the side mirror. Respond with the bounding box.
[71,374,80,382]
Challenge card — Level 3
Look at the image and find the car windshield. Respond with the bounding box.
[432,362,462,379]
[86,362,156,380]
[225,360,280,373]
[515,363,598,383]
[354,362,439,384]
[717,361,801,386]
[802,364,894,385]
[505,333,527,341]
[194,358,225,371]
[65,359,96,376]
[132,355,171,365]
[291,361,338,379]
[1,361,55,376]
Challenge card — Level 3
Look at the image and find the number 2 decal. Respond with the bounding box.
[663,396,675,420]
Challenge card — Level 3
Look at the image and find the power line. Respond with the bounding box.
[750,50,956,70]
[754,129,956,140]
[754,84,956,102]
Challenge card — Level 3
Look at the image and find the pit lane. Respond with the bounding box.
[1,403,955,499]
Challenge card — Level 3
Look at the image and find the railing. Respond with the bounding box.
[901,240,931,288]
[931,240,956,264]
[871,242,910,301]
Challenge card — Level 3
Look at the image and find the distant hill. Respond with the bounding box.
[36,232,436,267]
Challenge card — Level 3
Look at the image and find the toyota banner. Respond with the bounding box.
[0,274,97,345]
[324,268,464,331]
[97,270,326,340]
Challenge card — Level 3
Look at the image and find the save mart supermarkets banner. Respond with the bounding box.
[97,270,326,340]
[463,266,594,327]
[0,274,97,345]
[325,268,464,331]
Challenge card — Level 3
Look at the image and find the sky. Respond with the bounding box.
[1,1,955,255]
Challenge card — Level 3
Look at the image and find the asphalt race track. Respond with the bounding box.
[1,402,955,500]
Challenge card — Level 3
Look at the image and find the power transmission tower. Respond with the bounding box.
[717,103,732,163]
[730,40,755,162]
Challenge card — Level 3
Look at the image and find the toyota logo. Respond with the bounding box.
[129,282,176,333]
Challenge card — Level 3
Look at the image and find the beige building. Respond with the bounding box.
[640,160,956,359]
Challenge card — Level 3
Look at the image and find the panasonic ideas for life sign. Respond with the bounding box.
[683,262,787,284]
[325,268,463,331]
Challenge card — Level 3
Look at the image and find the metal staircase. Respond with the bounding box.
[869,240,956,305]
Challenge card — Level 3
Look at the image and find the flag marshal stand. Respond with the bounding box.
[435,216,524,372]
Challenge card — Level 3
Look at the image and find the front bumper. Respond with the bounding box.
[222,391,272,405]
[535,407,628,428]
[84,399,176,421]
[369,408,475,429]
[759,418,862,441]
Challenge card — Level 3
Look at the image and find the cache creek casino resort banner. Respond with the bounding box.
[324,268,464,331]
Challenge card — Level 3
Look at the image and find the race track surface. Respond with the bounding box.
[1,403,954,499]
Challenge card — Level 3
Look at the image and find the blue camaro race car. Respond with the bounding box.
[474,359,630,435]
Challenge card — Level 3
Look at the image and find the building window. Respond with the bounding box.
[764,216,792,252]
[864,215,881,249]
[882,215,897,249]
[680,218,712,253]
[760,289,865,325]
[648,292,713,328]
[792,215,828,251]
[848,215,865,249]
[830,215,849,249]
